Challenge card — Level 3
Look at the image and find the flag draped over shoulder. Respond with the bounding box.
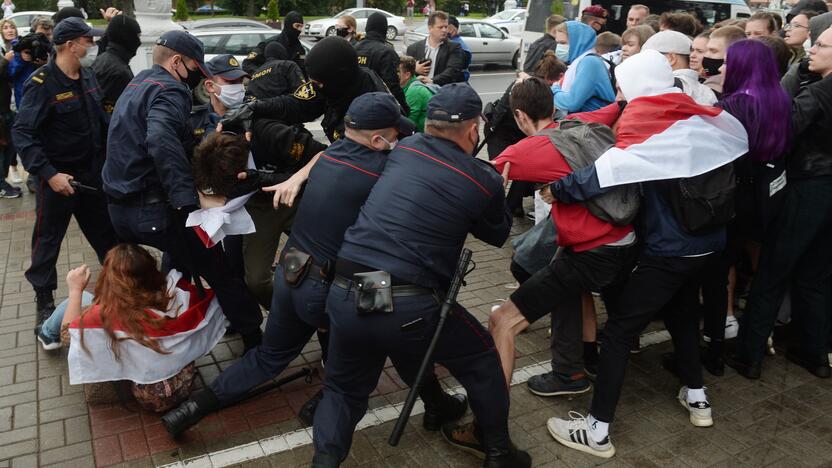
[594,93,749,188]
[67,270,228,385]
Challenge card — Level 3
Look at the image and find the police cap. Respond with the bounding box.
[156,30,209,76]
[345,92,416,136]
[52,17,104,45]
[206,54,248,80]
[426,83,482,123]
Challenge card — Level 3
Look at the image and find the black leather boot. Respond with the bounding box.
[725,353,762,379]
[35,289,55,326]
[161,389,220,438]
[785,349,831,378]
[298,389,324,426]
[482,434,532,468]
[310,452,341,467]
[702,340,725,377]
[422,389,468,431]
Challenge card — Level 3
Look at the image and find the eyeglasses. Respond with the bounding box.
[784,23,809,30]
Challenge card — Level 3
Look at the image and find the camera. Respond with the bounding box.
[13,33,52,62]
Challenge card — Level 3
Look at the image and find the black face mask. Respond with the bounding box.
[285,25,302,40]
[176,61,203,89]
[702,56,724,77]
[335,27,350,37]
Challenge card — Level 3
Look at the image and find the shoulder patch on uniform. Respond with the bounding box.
[247,51,258,59]
[31,71,47,84]
[229,57,239,67]
[293,81,317,100]
[357,55,368,65]
[193,128,205,136]
[332,129,341,141]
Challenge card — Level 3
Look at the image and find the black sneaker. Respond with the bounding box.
[0,186,22,199]
[35,325,61,351]
[441,421,485,458]
[527,371,591,397]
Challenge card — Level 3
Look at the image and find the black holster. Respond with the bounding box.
[280,247,312,287]
[354,271,393,315]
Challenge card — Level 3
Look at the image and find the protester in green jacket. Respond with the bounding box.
[399,55,436,132]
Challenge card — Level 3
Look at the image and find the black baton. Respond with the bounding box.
[388,248,473,446]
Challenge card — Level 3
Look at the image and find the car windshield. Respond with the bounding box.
[334,9,356,18]
[490,10,517,20]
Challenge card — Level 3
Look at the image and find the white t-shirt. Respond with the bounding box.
[424,42,439,79]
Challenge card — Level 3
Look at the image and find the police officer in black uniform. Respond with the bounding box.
[12,18,118,326]
[189,54,247,145]
[242,10,305,75]
[223,36,390,144]
[91,15,141,115]
[354,12,409,114]
[245,42,305,102]
[102,30,264,351]
[161,93,467,438]
[311,84,530,468]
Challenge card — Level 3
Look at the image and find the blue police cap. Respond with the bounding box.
[52,17,104,45]
[156,30,209,76]
[206,54,248,80]
[427,83,482,122]
[345,92,416,136]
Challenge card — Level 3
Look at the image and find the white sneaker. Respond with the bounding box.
[725,316,739,340]
[547,411,616,459]
[9,169,22,184]
[677,387,713,427]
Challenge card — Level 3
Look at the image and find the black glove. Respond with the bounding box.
[797,58,822,86]
[220,101,258,134]
[227,169,293,199]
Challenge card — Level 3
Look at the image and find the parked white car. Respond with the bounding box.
[303,8,406,41]
[404,20,521,68]
[190,28,313,64]
[7,11,55,36]
[483,8,527,36]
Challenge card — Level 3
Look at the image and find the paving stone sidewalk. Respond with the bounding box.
[2,184,831,468]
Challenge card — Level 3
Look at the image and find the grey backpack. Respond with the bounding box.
[539,120,640,226]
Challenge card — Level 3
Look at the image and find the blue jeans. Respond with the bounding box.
[42,291,95,340]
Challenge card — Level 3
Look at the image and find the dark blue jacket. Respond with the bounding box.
[12,60,107,182]
[286,138,388,263]
[102,65,198,209]
[8,50,37,106]
[551,164,725,257]
[338,133,512,289]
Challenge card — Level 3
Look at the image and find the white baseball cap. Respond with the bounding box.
[642,30,693,55]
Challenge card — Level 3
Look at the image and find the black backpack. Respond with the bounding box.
[663,162,736,234]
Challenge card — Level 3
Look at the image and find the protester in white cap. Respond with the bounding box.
[643,30,717,105]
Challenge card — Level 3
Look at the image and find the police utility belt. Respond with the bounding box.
[279,247,435,315]
[109,188,167,207]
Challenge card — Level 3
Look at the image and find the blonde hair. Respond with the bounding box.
[622,25,655,47]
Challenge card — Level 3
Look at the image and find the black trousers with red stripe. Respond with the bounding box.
[312,283,511,462]
[27,177,118,292]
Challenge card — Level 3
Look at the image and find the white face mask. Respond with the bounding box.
[378,135,398,151]
[78,44,98,67]
[213,82,245,108]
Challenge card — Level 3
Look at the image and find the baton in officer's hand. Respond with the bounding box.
[69,180,99,194]
[389,248,473,447]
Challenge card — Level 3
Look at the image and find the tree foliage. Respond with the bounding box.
[266,0,278,21]
[174,0,190,21]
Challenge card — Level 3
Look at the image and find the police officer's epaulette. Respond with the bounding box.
[30,68,48,85]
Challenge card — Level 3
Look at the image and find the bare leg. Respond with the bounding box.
[488,300,530,388]
[582,292,597,342]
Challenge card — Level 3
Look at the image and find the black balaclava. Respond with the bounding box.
[283,11,304,41]
[365,12,388,38]
[106,15,142,57]
[53,7,84,24]
[304,36,360,99]
[264,41,288,60]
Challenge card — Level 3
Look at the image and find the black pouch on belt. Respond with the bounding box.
[354,271,393,315]
[280,247,312,287]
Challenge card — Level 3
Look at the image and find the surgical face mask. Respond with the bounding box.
[378,135,397,151]
[79,44,98,67]
[555,43,569,62]
[213,82,245,108]
[702,56,724,77]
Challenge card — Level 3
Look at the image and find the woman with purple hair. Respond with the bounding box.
[699,39,791,376]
